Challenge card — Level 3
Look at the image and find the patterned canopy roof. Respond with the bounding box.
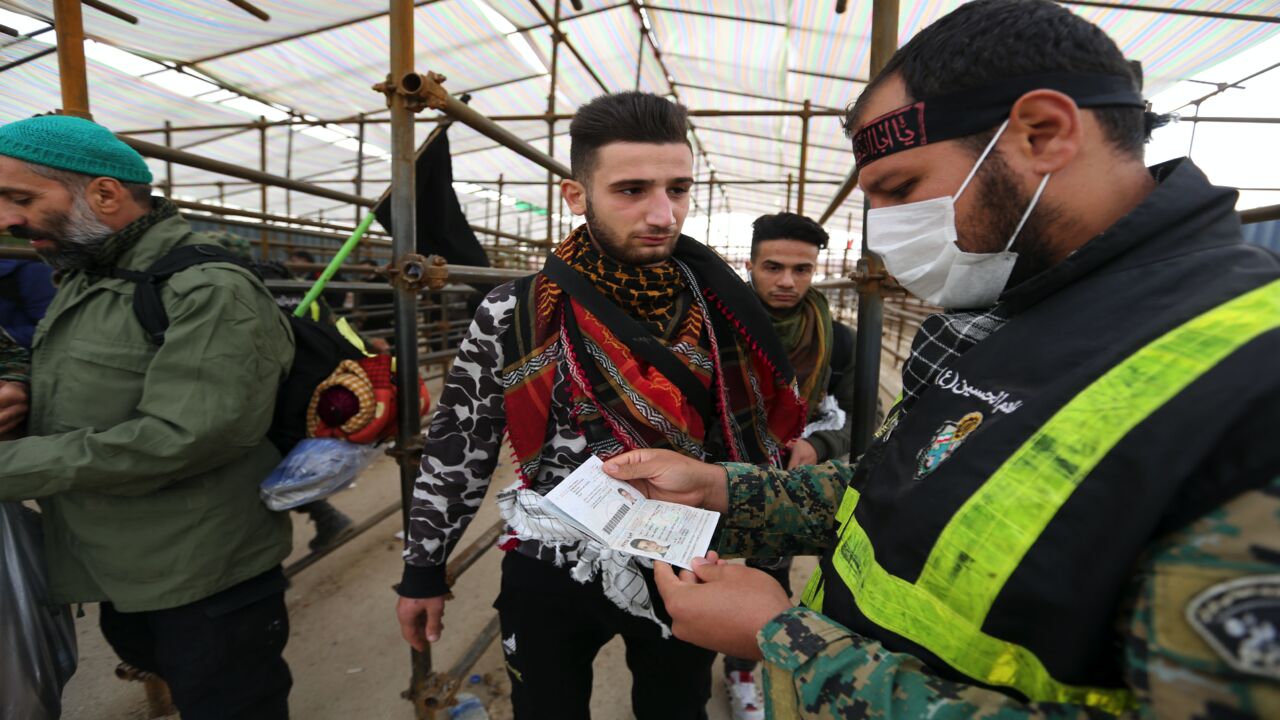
[0,0,1276,260]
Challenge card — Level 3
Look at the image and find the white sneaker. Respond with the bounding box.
[725,670,765,720]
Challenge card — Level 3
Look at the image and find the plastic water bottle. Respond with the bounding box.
[448,693,489,720]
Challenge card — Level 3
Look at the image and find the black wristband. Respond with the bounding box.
[397,563,450,598]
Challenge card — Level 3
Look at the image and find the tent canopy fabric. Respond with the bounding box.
[0,0,1276,252]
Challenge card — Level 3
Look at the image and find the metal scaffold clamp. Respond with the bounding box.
[423,255,450,290]
[386,253,449,292]
[413,672,461,717]
[373,70,450,114]
[850,256,900,296]
[385,433,425,465]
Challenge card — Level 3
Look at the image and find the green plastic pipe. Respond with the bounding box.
[293,212,377,318]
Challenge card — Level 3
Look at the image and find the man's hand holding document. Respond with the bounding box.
[545,456,719,570]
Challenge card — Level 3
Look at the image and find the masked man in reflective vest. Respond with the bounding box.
[601,1,1280,717]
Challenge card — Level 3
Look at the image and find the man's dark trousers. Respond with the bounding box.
[98,567,292,720]
[496,551,715,719]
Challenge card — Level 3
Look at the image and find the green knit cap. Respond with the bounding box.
[0,115,153,184]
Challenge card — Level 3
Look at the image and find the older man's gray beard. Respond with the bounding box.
[32,192,113,271]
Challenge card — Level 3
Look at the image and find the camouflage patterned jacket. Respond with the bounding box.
[0,326,29,384]
[719,461,1280,719]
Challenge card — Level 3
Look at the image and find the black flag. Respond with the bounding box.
[373,124,490,268]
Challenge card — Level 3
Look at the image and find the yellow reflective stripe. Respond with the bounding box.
[828,279,1280,712]
[919,278,1280,623]
[804,487,860,610]
[834,485,859,525]
[830,518,1137,713]
[801,565,825,610]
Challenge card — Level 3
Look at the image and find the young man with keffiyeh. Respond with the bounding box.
[722,212,858,720]
[395,92,807,719]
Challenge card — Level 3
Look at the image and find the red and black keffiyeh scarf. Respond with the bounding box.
[503,226,806,482]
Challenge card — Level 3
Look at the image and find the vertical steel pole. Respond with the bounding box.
[785,173,793,212]
[389,1,430,716]
[285,119,295,219]
[52,0,90,119]
[356,113,367,228]
[163,121,174,198]
[704,172,713,242]
[797,100,811,216]
[850,0,899,456]
[496,174,505,237]
[634,24,644,91]
[839,211,853,319]
[546,0,562,246]
[258,117,270,256]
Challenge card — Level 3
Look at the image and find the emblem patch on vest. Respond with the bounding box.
[915,412,983,479]
[1186,575,1280,679]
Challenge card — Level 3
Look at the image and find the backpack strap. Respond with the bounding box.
[96,244,259,346]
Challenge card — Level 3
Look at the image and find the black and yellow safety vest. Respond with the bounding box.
[803,159,1280,713]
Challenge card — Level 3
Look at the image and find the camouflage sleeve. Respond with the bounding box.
[1126,476,1280,718]
[0,327,29,384]
[753,478,1280,719]
[715,460,852,559]
[399,283,516,597]
[756,608,1110,719]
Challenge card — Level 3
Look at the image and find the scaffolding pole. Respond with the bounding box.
[797,100,811,216]
[546,0,562,245]
[850,0,898,456]
[52,0,90,118]
[385,1,431,717]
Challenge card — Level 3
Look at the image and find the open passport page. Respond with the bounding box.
[544,456,720,570]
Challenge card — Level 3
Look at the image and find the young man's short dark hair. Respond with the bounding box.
[288,250,316,264]
[751,212,829,259]
[569,92,691,183]
[847,0,1148,158]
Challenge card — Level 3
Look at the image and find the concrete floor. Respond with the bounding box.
[56,383,824,719]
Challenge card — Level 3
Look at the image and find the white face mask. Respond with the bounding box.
[866,120,1051,309]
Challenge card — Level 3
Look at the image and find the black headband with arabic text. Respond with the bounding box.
[851,73,1145,167]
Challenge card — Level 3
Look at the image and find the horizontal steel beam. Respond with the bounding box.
[472,224,552,248]
[1057,0,1280,23]
[284,500,401,579]
[118,107,845,136]
[444,520,504,586]
[121,136,375,207]
[174,199,393,240]
[183,212,390,247]
[1242,203,1280,224]
[1182,115,1280,124]
[422,75,572,178]
[83,0,138,24]
[819,168,860,224]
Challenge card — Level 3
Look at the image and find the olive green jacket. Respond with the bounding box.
[0,214,295,611]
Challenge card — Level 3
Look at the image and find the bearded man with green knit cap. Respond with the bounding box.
[0,115,296,719]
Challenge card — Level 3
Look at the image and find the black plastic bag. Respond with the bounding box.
[1,502,77,720]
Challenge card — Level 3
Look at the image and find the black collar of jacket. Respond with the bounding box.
[999,158,1240,314]
[670,234,798,384]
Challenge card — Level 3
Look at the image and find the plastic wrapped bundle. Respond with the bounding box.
[1,502,77,720]
[260,438,380,511]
